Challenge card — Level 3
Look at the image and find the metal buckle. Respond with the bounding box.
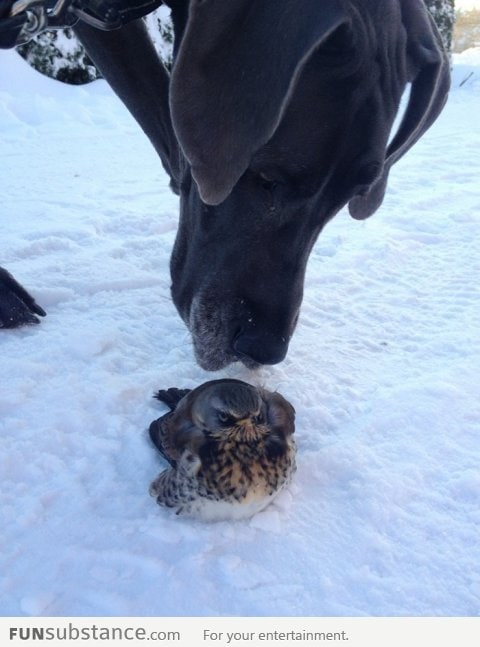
[10,0,76,45]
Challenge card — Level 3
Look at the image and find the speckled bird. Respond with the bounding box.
[148,379,296,521]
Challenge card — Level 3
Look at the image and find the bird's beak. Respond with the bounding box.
[237,418,256,438]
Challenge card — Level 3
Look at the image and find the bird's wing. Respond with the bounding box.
[263,390,296,433]
[261,390,296,459]
[149,413,179,466]
[152,407,206,465]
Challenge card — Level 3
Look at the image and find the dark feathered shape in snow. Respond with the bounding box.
[148,379,296,521]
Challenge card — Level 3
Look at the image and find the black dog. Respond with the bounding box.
[1,0,450,370]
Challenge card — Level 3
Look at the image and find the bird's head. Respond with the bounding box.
[187,378,295,451]
[191,380,266,438]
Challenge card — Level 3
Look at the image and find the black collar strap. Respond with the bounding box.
[71,0,163,31]
[0,0,163,48]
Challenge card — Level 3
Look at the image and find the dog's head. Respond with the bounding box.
[163,0,449,370]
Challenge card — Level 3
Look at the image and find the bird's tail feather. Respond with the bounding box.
[153,387,191,410]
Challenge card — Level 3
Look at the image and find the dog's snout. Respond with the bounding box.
[186,291,299,370]
[233,329,289,366]
[230,299,299,366]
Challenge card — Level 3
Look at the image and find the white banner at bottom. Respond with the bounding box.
[1,617,479,647]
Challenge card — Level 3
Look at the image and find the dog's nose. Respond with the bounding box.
[233,330,289,365]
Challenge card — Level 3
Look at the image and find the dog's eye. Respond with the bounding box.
[259,173,278,192]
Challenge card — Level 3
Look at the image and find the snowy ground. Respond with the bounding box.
[1,48,479,617]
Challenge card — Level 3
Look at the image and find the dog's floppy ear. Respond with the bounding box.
[169,0,348,205]
[349,0,450,220]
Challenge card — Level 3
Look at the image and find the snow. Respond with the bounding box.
[457,0,480,9]
[1,48,479,617]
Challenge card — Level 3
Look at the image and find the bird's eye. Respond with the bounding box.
[217,411,232,424]
[253,414,265,425]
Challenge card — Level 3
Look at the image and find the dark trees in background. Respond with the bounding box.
[424,0,456,53]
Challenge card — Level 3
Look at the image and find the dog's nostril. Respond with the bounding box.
[233,330,289,365]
